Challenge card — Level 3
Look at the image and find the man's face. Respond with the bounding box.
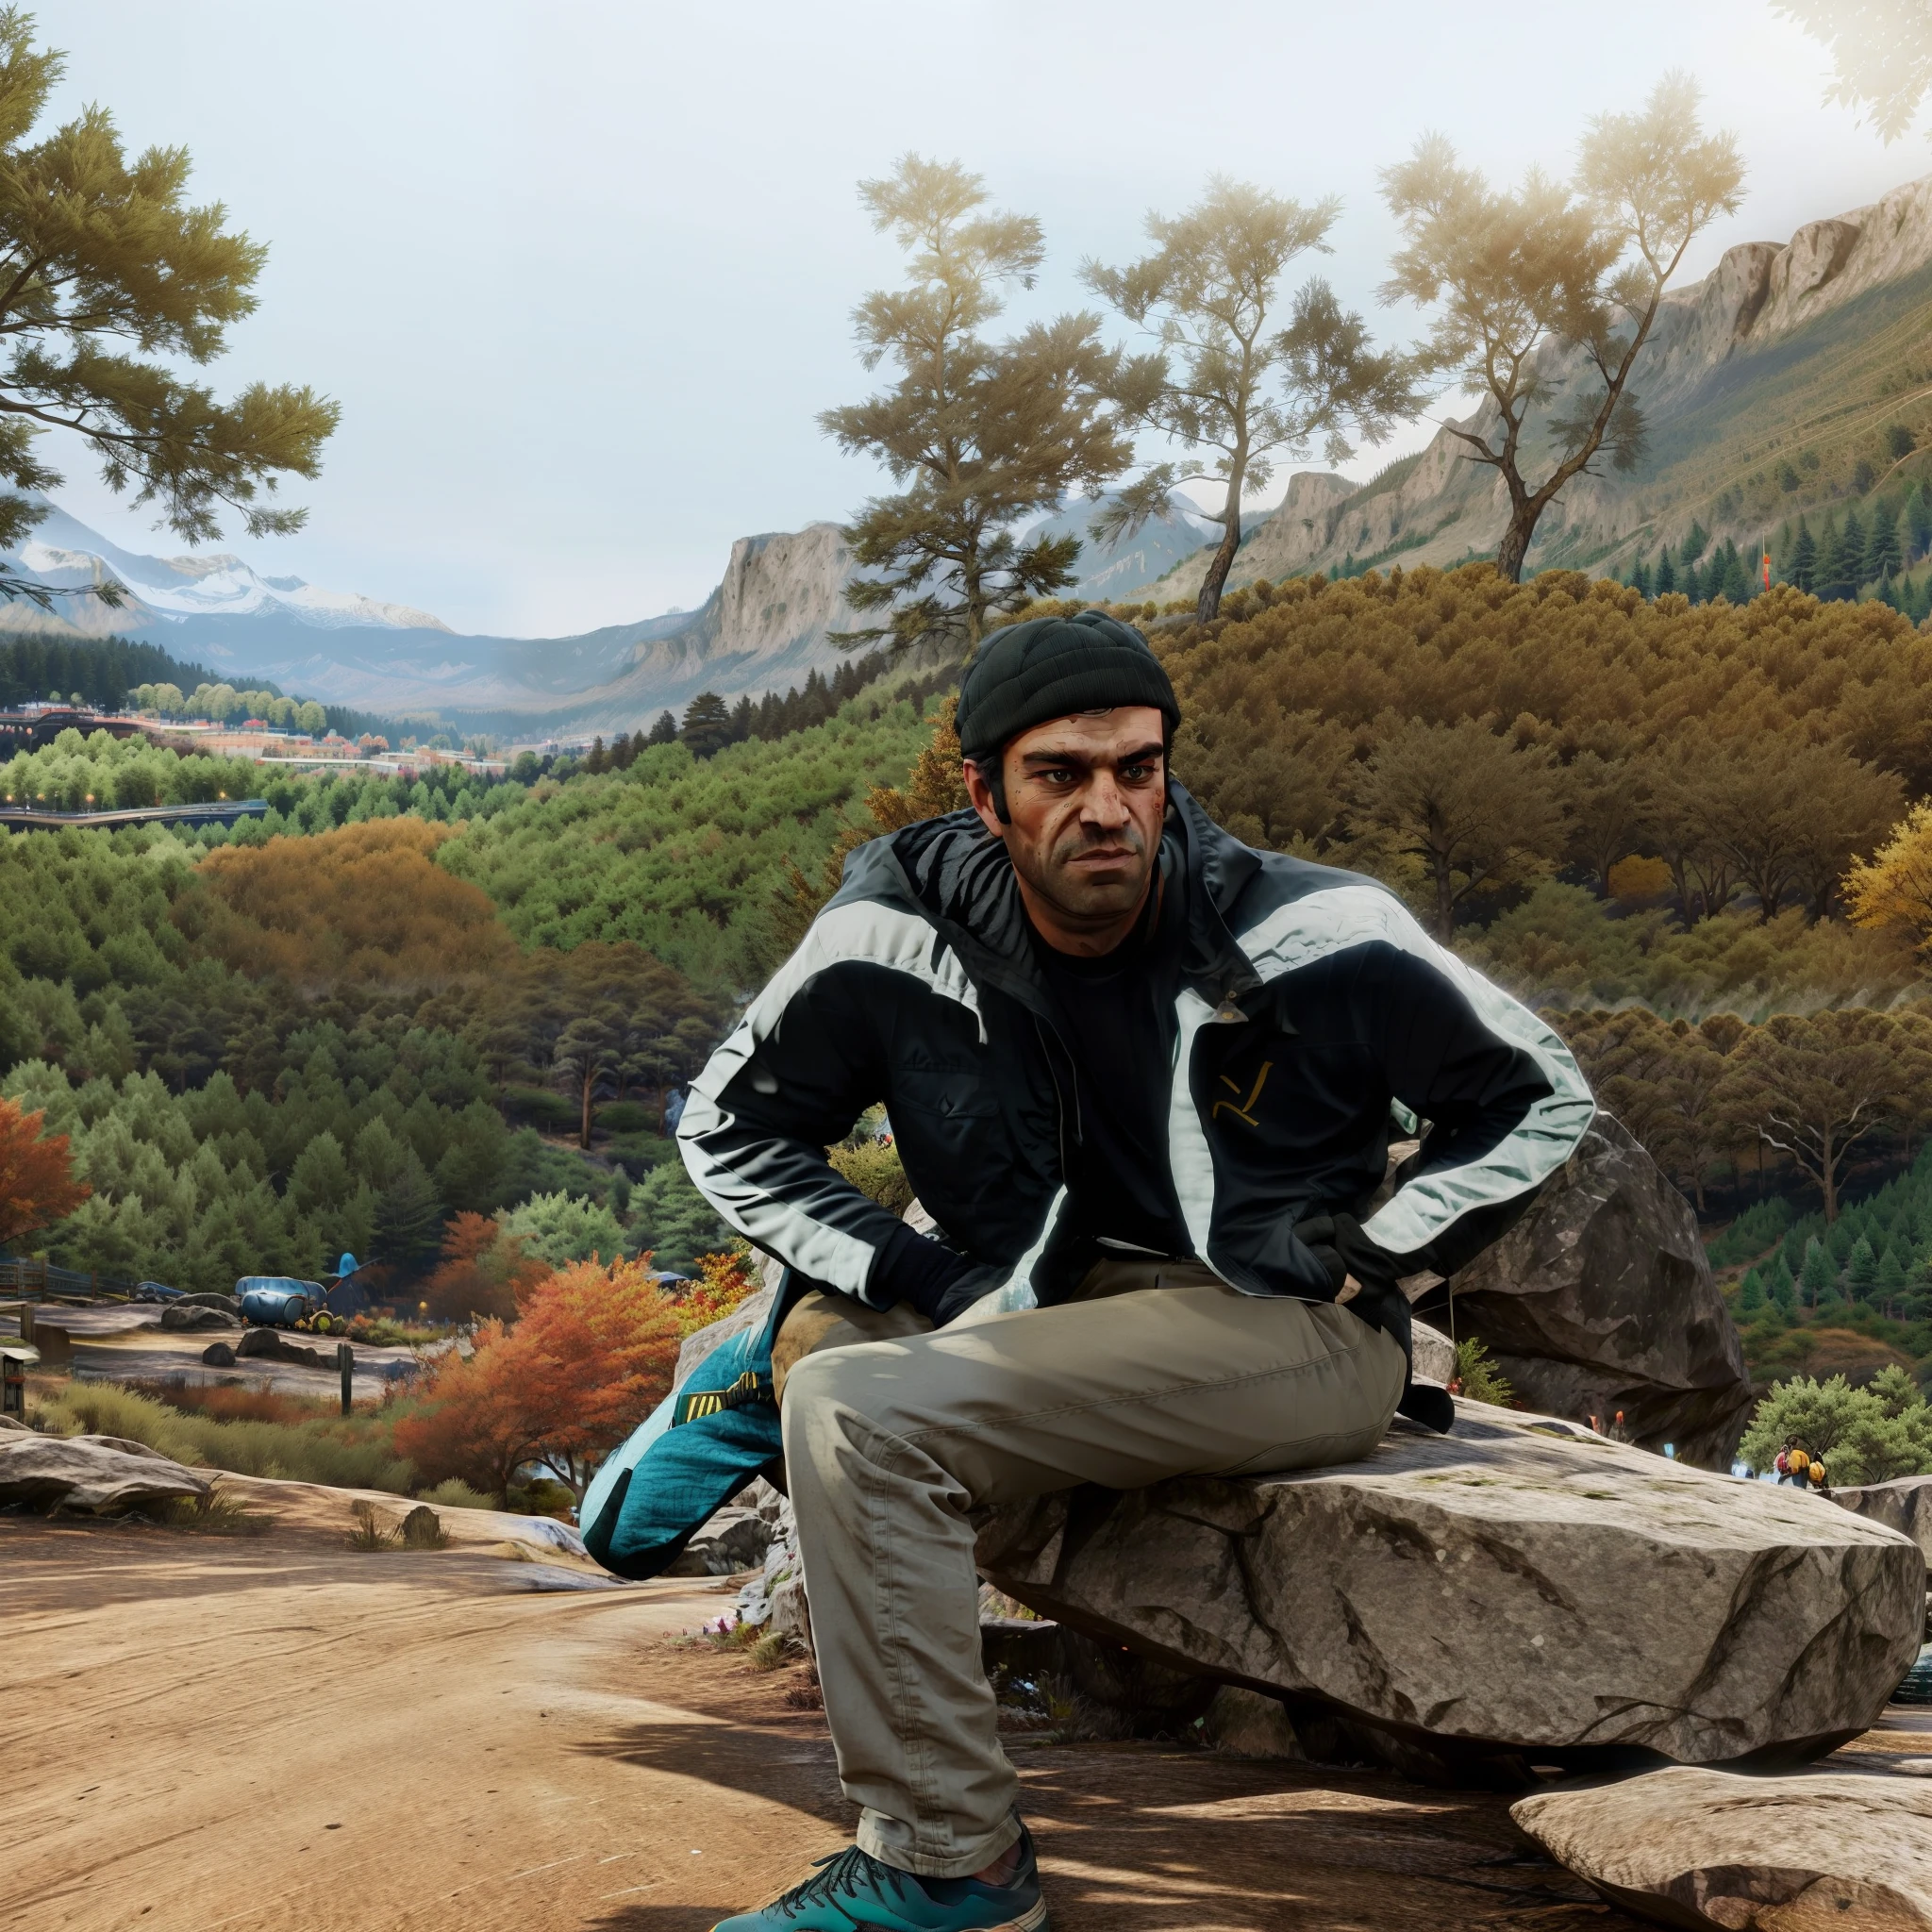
[963,706,1168,941]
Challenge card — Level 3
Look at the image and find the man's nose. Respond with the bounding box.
[1081,770,1134,827]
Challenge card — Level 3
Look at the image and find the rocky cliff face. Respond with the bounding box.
[1158,173,1932,595]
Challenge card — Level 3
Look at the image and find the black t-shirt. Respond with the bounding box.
[1032,871,1192,1258]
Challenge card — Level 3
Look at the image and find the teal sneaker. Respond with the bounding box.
[710,1824,1048,1931]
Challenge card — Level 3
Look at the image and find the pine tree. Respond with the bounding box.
[1879,1244,1909,1309]
[0,12,338,613]
[646,710,677,746]
[1682,557,1703,603]
[1769,1252,1797,1313]
[1801,1238,1835,1307]
[1680,519,1709,566]
[1848,1233,1879,1298]
[584,735,608,774]
[1738,1266,1766,1313]
[729,694,754,743]
[1790,518,1817,591]
[1087,178,1413,621]
[1836,508,1868,594]
[1655,546,1677,595]
[1630,555,1653,597]
[1907,482,1932,561]
[821,156,1153,652]
[679,691,733,760]
[1717,541,1750,604]
[1377,80,1740,581]
[1865,504,1904,584]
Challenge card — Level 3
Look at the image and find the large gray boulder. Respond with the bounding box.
[1512,1767,1932,1928]
[160,1303,236,1332]
[665,1504,774,1576]
[974,1401,1920,1777]
[1836,1474,1932,1578]
[1448,1115,1753,1467]
[0,1432,210,1512]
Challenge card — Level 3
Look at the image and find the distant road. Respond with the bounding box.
[0,798,270,832]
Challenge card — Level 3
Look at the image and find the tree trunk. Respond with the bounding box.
[1496,509,1534,584]
[1432,856,1455,943]
[1822,1128,1838,1223]
[580,1068,594,1151]
[1195,460,1247,624]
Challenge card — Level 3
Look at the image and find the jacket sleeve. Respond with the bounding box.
[675,905,982,1311]
[1355,919,1595,1275]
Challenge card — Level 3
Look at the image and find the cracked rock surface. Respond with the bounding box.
[974,1401,1921,1769]
[1512,1767,1932,1928]
[1449,1116,1754,1467]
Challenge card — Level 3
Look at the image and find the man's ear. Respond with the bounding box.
[961,755,1011,831]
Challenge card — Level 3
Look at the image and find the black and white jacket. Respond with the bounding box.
[677,786,1594,1318]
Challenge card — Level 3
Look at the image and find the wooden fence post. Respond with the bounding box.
[338,1341,354,1417]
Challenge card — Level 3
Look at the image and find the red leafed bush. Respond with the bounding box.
[392,1256,681,1500]
[0,1094,89,1248]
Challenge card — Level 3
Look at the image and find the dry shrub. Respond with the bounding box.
[187,819,516,990]
[130,1377,336,1426]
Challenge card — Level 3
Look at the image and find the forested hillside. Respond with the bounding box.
[11,574,1932,1399]
[0,687,946,1291]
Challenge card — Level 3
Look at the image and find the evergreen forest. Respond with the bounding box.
[10,565,1932,1399]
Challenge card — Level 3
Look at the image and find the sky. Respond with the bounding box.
[24,0,1932,639]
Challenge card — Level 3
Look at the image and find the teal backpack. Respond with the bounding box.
[580,1281,791,1579]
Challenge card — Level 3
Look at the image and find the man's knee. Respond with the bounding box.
[780,1339,916,1452]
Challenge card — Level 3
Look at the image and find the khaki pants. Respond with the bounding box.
[777,1259,1407,1878]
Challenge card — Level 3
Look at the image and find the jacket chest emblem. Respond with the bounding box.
[1212,1060,1274,1127]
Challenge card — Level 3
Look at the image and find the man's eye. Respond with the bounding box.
[1037,768,1076,785]
[1121,763,1159,783]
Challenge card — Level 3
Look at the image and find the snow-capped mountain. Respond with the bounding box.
[17,501,450,637]
[3,490,1210,734]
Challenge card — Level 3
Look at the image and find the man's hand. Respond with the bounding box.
[1295,1211,1454,1435]
[872,1223,1009,1327]
[926,1262,1011,1328]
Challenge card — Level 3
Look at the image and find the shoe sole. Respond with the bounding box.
[992,1903,1049,1932]
[708,1911,1045,1932]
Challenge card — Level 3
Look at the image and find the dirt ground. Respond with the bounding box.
[0,1475,1848,1932]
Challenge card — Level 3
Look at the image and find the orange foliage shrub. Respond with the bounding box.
[1154,568,1932,831]
[392,1256,681,1499]
[0,1095,89,1247]
[671,1248,761,1336]
[419,1212,552,1323]
[187,819,516,989]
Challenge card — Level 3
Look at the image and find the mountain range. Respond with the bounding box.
[1152,172,1932,596]
[0,489,1214,739]
[9,168,1932,737]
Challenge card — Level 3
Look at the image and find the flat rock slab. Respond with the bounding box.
[0,1432,209,1512]
[975,1401,1922,1771]
[1512,1767,1932,1928]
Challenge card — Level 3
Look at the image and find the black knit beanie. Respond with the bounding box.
[955,610,1179,766]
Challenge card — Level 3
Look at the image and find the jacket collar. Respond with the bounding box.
[850,781,1262,1014]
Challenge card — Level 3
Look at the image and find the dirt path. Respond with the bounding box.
[2,1494,1658,1932]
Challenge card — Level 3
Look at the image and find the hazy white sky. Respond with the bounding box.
[25,0,1931,637]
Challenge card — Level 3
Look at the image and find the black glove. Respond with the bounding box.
[871,1222,1009,1327]
[1295,1211,1454,1435]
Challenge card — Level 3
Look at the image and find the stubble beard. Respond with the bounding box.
[1014,821,1155,931]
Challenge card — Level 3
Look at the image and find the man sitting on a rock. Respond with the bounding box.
[678,610,1594,1932]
